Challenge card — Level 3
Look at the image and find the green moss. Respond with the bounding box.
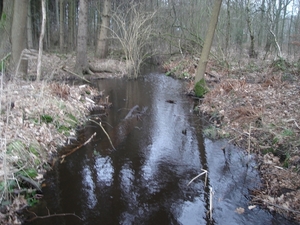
[194,78,208,97]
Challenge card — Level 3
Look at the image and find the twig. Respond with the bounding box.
[89,119,116,150]
[60,132,96,162]
[209,186,214,221]
[62,66,91,83]
[26,208,83,222]
[248,124,251,154]
[294,120,300,130]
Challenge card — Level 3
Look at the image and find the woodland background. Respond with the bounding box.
[1,0,300,77]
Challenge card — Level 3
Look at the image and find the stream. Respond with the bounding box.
[25,73,296,225]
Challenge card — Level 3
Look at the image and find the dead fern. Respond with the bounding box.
[50,83,70,99]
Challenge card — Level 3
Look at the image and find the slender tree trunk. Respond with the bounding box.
[37,0,46,81]
[225,0,230,56]
[0,0,13,59]
[288,0,294,55]
[27,0,33,49]
[11,0,28,77]
[46,0,50,50]
[68,0,75,51]
[194,0,222,97]
[59,0,64,52]
[96,0,111,58]
[246,0,256,58]
[56,0,59,31]
[257,0,265,47]
[75,0,89,74]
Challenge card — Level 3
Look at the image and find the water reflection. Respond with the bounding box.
[26,74,297,225]
[81,165,97,209]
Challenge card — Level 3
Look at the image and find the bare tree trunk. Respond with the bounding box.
[257,0,265,47]
[75,0,89,74]
[46,1,50,50]
[11,0,28,77]
[37,0,46,81]
[68,0,75,51]
[27,0,33,49]
[56,0,59,31]
[96,0,111,58]
[0,0,13,59]
[59,0,64,52]
[194,0,222,97]
[246,0,256,58]
[225,0,230,56]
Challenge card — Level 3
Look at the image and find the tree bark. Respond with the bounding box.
[194,0,222,97]
[96,0,111,58]
[11,0,28,77]
[75,0,89,74]
[37,0,46,81]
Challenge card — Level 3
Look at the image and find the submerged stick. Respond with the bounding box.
[187,169,208,186]
[124,105,139,120]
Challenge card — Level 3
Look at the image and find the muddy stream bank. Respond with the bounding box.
[24,73,296,225]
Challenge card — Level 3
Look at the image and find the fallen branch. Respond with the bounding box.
[26,207,83,222]
[89,119,116,151]
[62,66,91,83]
[60,132,96,163]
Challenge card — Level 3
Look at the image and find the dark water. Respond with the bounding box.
[26,74,297,225]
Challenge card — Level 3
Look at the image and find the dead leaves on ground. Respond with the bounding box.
[200,72,300,222]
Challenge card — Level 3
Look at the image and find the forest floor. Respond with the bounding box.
[163,54,300,222]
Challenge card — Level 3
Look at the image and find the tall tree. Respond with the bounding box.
[75,0,89,74]
[194,0,222,97]
[11,0,28,77]
[96,0,111,58]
